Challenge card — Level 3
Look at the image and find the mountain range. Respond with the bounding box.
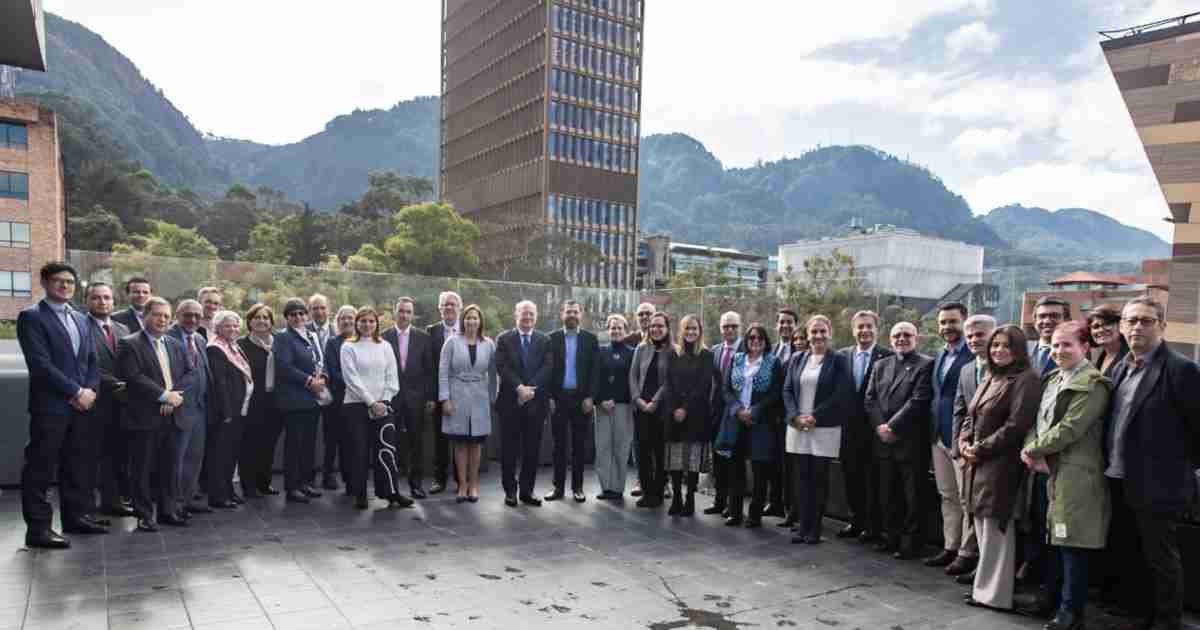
[11,13,1170,265]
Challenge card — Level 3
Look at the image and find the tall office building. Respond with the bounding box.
[1102,12,1200,358]
[440,0,644,289]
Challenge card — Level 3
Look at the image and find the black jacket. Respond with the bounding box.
[864,352,934,462]
[666,348,715,443]
[116,331,195,431]
[495,328,553,414]
[207,344,250,422]
[1105,342,1200,512]
[591,341,635,404]
[838,344,894,435]
[549,328,599,400]
[383,326,435,416]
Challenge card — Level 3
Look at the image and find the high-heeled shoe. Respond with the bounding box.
[456,496,468,504]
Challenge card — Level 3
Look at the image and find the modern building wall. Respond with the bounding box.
[1103,20,1200,357]
[0,99,63,319]
[440,0,644,290]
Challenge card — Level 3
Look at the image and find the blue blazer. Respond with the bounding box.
[17,301,99,416]
[931,345,974,447]
[273,327,322,412]
[782,350,854,429]
[495,328,553,414]
[166,324,210,428]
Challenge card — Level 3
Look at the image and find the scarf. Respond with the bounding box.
[245,333,275,391]
[210,335,253,383]
[730,351,777,393]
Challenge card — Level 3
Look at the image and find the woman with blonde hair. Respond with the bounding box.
[591,314,636,500]
[663,314,715,516]
[629,312,672,508]
[438,304,497,503]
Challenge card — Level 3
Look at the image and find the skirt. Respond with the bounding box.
[666,441,711,473]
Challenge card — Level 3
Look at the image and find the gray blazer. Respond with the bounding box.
[438,334,497,438]
[629,344,670,407]
[950,359,983,459]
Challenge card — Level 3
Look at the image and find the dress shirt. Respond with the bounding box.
[340,339,399,405]
[45,300,81,356]
[394,324,411,371]
[721,342,736,374]
[563,328,578,389]
[1106,355,1147,479]
[853,344,875,391]
[442,320,460,336]
[938,339,967,384]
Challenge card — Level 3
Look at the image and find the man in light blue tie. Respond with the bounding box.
[1028,296,1071,377]
[837,310,893,541]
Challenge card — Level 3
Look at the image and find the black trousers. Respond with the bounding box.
[129,425,179,521]
[95,404,131,510]
[635,409,665,498]
[22,412,95,530]
[344,403,404,500]
[710,452,731,507]
[730,455,774,519]
[241,407,284,492]
[1098,479,1150,614]
[790,453,830,540]
[876,457,921,550]
[551,392,591,492]
[283,409,319,492]
[405,399,427,489]
[771,421,788,509]
[431,406,452,486]
[1133,503,1184,627]
[320,403,344,478]
[840,424,877,533]
[500,402,546,497]
[206,417,244,503]
[1023,472,1050,581]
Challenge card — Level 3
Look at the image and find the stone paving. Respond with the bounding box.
[0,470,1177,629]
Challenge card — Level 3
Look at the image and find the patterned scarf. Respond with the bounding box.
[210,334,253,383]
[730,352,778,393]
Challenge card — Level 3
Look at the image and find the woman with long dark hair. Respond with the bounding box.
[720,322,784,527]
[629,312,671,508]
[238,304,284,497]
[664,314,715,516]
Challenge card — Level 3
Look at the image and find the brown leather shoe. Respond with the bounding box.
[945,555,977,576]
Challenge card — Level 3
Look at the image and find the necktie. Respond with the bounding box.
[721,345,733,374]
[308,333,322,368]
[521,334,530,362]
[398,329,408,371]
[60,308,81,356]
[186,334,198,369]
[102,323,114,352]
[854,351,867,390]
[155,338,174,390]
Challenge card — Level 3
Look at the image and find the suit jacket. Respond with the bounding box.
[1105,342,1200,512]
[710,338,744,430]
[438,334,498,437]
[864,352,934,462]
[783,350,855,429]
[112,306,143,334]
[382,325,435,419]
[207,344,250,422]
[307,320,337,352]
[115,331,194,431]
[494,328,552,415]
[932,343,974,447]
[591,341,635,404]
[273,327,322,412]
[960,367,1039,521]
[721,352,785,461]
[88,316,130,412]
[950,359,983,459]
[166,324,211,428]
[1028,340,1057,377]
[427,321,457,414]
[549,328,599,400]
[839,344,894,436]
[17,301,100,416]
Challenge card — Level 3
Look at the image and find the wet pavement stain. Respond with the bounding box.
[425,573,437,580]
[504,566,523,573]
[478,573,502,580]
[413,615,432,623]
[519,599,536,606]
[591,581,609,587]
[815,617,840,626]
[650,579,752,629]
[777,622,797,627]
[336,545,356,551]
[537,604,572,613]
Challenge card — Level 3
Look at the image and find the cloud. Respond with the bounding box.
[950,127,1021,159]
[945,22,1000,59]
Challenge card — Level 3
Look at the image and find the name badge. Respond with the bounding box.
[608,376,615,383]
[613,353,621,360]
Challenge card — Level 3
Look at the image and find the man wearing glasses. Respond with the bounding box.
[1104,298,1200,630]
[623,302,656,347]
[704,311,743,516]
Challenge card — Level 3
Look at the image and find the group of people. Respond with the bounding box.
[16,261,1199,630]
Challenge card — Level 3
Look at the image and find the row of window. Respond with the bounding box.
[551,5,641,54]
[561,227,633,259]
[547,194,636,230]
[0,122,28,149]
[548,132,638,173]
[549,101,638,144]
[0,171,28,200]
[0,271,32,298]
[551,37,640,84]
[550,69,640,113]
[558,0,642,23]
[551,243,631,289]
[0,222,30,248]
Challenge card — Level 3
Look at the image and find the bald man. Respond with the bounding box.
[864,322,933,560]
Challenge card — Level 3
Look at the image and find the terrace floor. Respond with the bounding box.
[0,468,1178,630]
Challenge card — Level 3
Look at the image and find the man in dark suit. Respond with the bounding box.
[116,296,194,531]
[622,302,656,347]
[383,297,435,499]
[837,310,893,541]
[167,299,212,517]
[547,300,599,503]
[496,300,553,507]
[16,262,102,548]
[704,310,742,516]
[1029,296,1071,377]
[865,321,934,559]
[84,282,135,519]
[925,302,978,574]
[769,308,799,521]
[112,276,152,334]
[1103,297,1200,630]
[306,293,341,490]
[949,314,995,585]
[426,290,462,494]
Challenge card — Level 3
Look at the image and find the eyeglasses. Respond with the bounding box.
[1123,317,1159,328]
[891,332,915,339]
[286,310,308,318]
[720,324,739,330]
[1089,321,1117,330]
[637,312,653,318]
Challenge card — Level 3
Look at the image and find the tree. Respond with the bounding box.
[240,221,291,265]
[67,205,127,251]
[349,171,435,219]
[114,220,218,259]
[353,202,480,277]
[201,185,259,258]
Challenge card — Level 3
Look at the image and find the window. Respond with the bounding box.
[0,171,28,200]
[0,222,30,248]
[0,271,32,298]
[0,122,27,149]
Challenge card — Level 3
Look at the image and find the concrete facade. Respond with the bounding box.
[0,99,64,319]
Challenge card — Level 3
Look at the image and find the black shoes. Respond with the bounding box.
[955,571,976,585]
[681,494,694,516]
[390,494,414,508]
[519,495,542,507]
[504,494,519,508]
[410,486,427,500]
[946,556,977,576]
[299,485,322,498]
[544,488,565,501]
[25,529,70,549]
[597,491,622,500]
[286,491,310,504]
[429,482,446,495]
[260,485,280,496]
[354,496,369,509]
[322,474,339,490]
[668,495,683,516]
[744,519,762,529]
[136,519,158,533]
[573,491,586,503]
[762,503,785,518]
[101,504,137,518]
[778,518,797,528]
[1045,610,1083,630]
[893,548,918,560]
[924,549,956,567]
[791,535,821,544]
[724,515,743,527]
[160,513,189,527]
[209,500,238,510]
[63,518,108,535]
[702,503,726,515]
[836,524,862,539]
[1015,594,1055,620]
[635,495,662,508]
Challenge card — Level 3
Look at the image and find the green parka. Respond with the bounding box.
[1023,361,1113,549]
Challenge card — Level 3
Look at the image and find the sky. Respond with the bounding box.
[40,0,1196,240]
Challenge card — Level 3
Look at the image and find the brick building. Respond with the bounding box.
[0,99,65,319]
[1019,263,1169,336]
[440,0,644,290]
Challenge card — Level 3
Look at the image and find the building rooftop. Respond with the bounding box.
[668,241,765,260]
[1049,272,1140,286]
[0,0,46,71]
[1100,11,1200,51]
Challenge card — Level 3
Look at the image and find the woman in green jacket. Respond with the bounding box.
[1021,321,1113,630]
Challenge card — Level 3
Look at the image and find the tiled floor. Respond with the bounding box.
[0,470,1171,629]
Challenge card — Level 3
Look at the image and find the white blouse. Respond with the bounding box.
[739,356,762,409]
[340,339,399,405]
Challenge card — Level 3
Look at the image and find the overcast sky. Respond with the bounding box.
[41,0,1194,239]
